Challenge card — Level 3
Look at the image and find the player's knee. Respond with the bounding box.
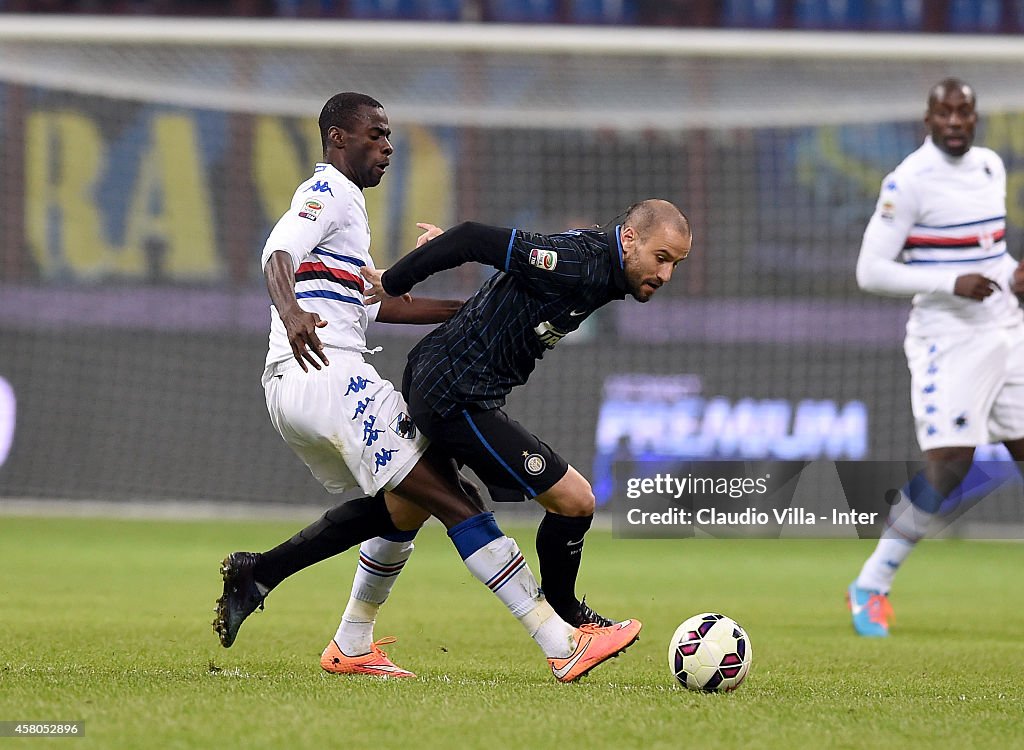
[389,503,430,531]
[384,491,430,531]
[569,488,596,516]
[545,485,595,517]
[537,466,595,516]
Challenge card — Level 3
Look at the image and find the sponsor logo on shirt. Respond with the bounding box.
[529,248,558,271]
[298,199,324,221]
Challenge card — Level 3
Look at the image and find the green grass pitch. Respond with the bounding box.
[1,515,1022,749]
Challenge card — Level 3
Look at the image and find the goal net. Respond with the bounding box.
[1,16,1023,528]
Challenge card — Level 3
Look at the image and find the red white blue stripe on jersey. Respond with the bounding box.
[903,216,1006,264]
[358,551,409,578]
[485,552,526,593]
[296,261,362,288]
[296,248,366,306]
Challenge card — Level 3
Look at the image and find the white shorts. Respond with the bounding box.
[263,352,428,496]
[905,322,1024,451]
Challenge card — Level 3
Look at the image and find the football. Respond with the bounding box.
[667,612,752,692]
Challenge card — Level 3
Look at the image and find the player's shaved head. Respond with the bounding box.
[618,199,692,303]
[622,199,691,240]
[319,92,385,152]
[928,77,975,109]
[925,77,978,157]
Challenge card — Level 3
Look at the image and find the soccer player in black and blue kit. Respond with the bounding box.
[362,199,692,628]
[214,93,646,684]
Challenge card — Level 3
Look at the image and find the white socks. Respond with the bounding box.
[462,535,577,659]
[334,536,414,656]
[855,490,928,594]
[334,514,581,661]
[855,536,915,594]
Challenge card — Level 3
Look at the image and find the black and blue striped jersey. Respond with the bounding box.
[381,221,630,417]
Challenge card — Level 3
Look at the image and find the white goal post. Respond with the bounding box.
[1,15,1023,129]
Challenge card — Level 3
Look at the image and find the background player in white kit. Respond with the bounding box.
[214,92,641,683]
[848,78,1024,636]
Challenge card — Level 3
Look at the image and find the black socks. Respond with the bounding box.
[535,511,593,621]
[253,493,398,591]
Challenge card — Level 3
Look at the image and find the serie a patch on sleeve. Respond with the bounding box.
[299,199,324,221]
[880,178,898,221]
[529,247,558,271]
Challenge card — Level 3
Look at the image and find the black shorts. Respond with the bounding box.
[404,383,569,503]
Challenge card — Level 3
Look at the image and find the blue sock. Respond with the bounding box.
[448,511,503,560]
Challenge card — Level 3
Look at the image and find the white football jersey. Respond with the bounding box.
[856,137,1020,337]
[261,163,382,371]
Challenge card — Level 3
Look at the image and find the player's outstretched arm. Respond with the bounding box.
[376,296,463,324]
[264,250,330,372]
[378,221,515,296]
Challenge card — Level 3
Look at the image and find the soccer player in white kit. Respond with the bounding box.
[214,93,640,682]
[848,78,1024,636]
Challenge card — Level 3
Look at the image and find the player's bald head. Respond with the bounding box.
[928,78,975,109]
[622,199,691,239]
[925,77,978,157]
[617,199,692,302]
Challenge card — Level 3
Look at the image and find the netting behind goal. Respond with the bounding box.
[1,18,1023,510]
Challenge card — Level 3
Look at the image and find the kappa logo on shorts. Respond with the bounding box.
[299,199,324,222]
[390,413,417,440]
[345,376,373,396]
[352,397,375,420]
[363,415,383,446]
[523,452,546,476]
[528,248,558,271]
[373,448,398,473]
